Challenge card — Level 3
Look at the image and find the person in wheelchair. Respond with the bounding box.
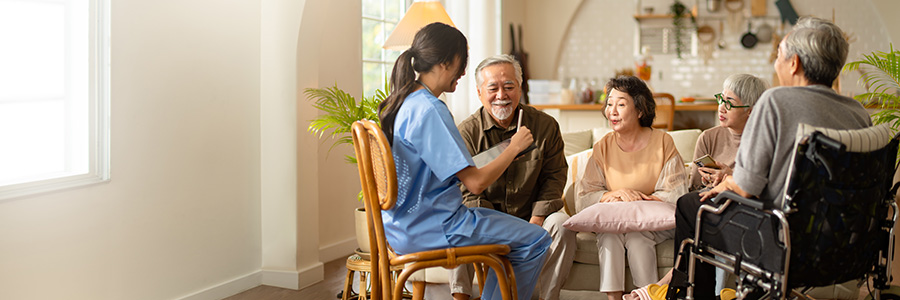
[672,16,872,300]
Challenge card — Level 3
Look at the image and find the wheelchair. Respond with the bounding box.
[670,123,900,300]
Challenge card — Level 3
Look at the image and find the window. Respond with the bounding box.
[362,0,411,98]
[0,0,110,200]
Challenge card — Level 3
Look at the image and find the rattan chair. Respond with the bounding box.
[350,119,518,300]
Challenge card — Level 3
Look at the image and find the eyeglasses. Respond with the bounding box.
[715,93,750,110]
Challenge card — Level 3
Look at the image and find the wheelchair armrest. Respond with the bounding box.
[711,190,765,210]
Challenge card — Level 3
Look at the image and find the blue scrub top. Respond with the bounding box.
[385,89,477,254]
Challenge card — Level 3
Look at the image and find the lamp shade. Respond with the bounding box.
[382,1,456,50]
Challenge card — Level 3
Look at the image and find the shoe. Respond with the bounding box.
[719,288,736,300]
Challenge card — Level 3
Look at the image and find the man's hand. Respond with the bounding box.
[529,216,545,227]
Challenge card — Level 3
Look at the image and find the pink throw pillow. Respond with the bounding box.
[563,201,676,233]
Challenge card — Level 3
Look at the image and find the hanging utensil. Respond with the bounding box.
[725,0,744,34]
[718,20,727,49]
[740,21,758,49]
[707,0,721,12]
[697,24,716,63]
[516,24,531,103]
[756,22,773,43]
[697,24,716,45]
[750,0,767,16]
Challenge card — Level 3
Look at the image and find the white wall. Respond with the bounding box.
[295,0,364,291]
[261,0,306,291]
[519,0,583,81]
[0,0,263,299]
[313,0,365,263]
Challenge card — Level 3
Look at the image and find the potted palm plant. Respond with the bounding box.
[844,44,900,130]
[305,83,387,253]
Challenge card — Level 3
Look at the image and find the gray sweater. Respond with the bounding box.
[733,85,871,205]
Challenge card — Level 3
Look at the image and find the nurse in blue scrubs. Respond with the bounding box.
[377,22,551,300]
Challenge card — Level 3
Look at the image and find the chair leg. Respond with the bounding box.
[474,262,486,296]
[359,271,368,300]
[412,281,425,300]
[343,269,355,300]
[500,256,517,300]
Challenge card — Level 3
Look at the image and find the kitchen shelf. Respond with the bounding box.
[531,104,605,111]
[634,11,697,20]
[634,4,697,20]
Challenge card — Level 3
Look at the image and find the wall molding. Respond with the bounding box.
[319,237,356,263]
[299,262,325,290]
[178,271,261,300]
[262,269,301,290]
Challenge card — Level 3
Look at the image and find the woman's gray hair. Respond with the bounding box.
[474,54,523,87]
[780,16,849,85]
[723,74,769,109]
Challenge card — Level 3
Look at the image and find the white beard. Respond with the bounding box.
[491,100,514,121]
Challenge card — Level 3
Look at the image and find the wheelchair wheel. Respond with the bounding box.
[863,285,900,300]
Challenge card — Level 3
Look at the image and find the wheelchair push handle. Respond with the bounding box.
[712,190,766,210]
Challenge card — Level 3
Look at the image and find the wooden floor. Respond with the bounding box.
[224,257,348,300]
[223,255,451,300]
[223,253,895,300]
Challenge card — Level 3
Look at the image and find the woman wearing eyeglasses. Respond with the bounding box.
[689,74,768,191]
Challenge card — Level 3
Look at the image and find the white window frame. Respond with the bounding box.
[0,0,111,200]
[362,0,411,98]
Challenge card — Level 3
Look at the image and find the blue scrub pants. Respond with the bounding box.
[446,207,552,300]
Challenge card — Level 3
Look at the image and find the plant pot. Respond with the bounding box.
[354,207,370,253]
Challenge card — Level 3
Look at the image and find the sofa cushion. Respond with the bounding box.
[562,149,594,215]
[666,129,702,163]
[592,127,614,145]
[563,201,676,234]
[562,129,594,156]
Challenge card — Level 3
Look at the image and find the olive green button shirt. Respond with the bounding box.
[456,104,568,220]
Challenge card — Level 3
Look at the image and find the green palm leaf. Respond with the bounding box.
[844,44,900,161]
[304,83,386,163]
[844,44,900,118]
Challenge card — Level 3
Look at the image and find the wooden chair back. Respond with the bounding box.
[351,119,397,299]
[652,93,676,131]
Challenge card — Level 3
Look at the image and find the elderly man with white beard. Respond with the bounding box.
[451,54,576,300]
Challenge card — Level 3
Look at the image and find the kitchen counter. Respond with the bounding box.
[532,102,719,112]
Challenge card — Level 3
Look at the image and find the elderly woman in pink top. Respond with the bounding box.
[575,75,689,300]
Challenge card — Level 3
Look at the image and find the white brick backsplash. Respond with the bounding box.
[557,0,893,99]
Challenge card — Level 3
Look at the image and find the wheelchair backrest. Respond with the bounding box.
[780,123,899,287]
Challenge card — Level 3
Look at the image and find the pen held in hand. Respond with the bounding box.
[516,109,523,130]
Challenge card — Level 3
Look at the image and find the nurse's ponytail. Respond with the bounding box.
[378,22,468,145]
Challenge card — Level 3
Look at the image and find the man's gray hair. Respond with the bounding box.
[474,54,524,87]
[781,16,849,85]
[723,74,769,109]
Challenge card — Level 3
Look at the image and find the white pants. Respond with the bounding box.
[596,229,675,292]
[450,212,576,300]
